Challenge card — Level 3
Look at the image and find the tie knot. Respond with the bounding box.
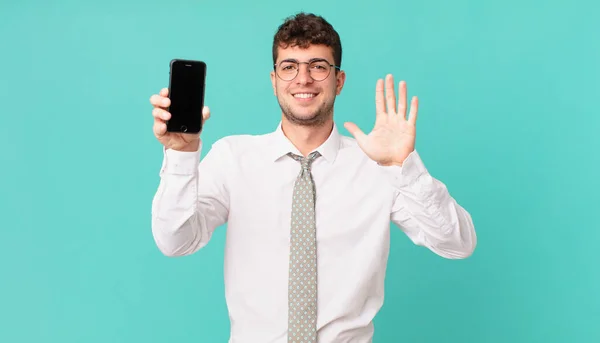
[288,151,321,170]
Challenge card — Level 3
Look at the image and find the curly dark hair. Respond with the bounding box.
[272,12,342,68]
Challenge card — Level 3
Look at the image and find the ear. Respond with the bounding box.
[270,70,277,96]
[335,70,346,95]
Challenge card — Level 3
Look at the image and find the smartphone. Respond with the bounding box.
[166,59,207,133]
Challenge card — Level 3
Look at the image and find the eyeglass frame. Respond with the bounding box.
[273,58,341,81]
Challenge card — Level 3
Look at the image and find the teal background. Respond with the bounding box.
[1,0,598,342]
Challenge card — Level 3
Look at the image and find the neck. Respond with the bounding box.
[281,117,334,157]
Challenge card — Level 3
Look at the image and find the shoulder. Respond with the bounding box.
[206,131,273,155]
[338,133,359,150]
[337,133,371,162]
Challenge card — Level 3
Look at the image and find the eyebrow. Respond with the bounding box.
[279,57,329,64]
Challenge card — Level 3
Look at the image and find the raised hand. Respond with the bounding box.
[150,88,210,152]
[344,74,418,166]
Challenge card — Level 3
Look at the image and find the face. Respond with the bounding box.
[270,44,346,127]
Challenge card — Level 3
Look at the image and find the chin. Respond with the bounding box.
[277,95,334,127]
[293,108,318,120]
[284,110,329,127]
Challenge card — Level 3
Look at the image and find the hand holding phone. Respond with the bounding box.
[167,59,207,134]
[149,59,209,152]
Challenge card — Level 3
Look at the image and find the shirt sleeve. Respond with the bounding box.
[380,150,477,259]
[151,138,231,257]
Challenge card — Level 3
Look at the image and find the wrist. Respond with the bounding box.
[383,149,415,166]
[378,161,403,167]
[170,139,200,152]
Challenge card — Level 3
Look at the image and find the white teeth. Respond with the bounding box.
[294,93,315,99]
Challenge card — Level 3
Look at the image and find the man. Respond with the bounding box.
[150,12,476,343]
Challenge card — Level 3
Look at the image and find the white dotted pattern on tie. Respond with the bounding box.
[287,151,320,343]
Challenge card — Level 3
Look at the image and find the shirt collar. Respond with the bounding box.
[268,121,341,164]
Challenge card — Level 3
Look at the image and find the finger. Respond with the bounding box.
[343,122,367,144]
[150,94,170,108]
[385,74,396,114]
[153,121,167,137]
[152,107,171,121]
[407,96,419,125]
[398,81,407,120]
[375,79,385,115]
[202,106,211,121]
[160,88,169,97]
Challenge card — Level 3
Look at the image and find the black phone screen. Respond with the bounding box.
[167,60,206,133]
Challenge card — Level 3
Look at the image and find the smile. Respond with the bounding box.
[293,93,318,99]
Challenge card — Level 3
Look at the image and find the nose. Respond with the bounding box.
[295,63,313,85]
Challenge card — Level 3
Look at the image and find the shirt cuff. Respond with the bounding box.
[159,142,202,176]
[378,150,429,189]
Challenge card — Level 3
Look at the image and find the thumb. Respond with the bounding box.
[344,122,367,143]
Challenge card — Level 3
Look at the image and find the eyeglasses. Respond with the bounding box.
[274,58,340,81]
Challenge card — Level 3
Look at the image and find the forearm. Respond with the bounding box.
[151,146,228,257]
[386,151,477,259]
[152,170,206,257]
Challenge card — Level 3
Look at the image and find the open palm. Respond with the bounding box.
[344,74,419,166]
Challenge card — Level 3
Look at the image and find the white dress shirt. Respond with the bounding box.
[151,121,477,343]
